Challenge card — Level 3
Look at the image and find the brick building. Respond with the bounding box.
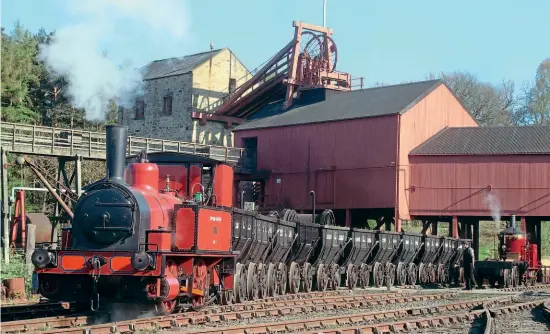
[119,48,250,146]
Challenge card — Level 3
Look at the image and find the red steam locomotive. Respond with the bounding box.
[32,125,236,314]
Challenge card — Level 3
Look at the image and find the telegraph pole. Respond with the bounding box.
[323,0,327,27]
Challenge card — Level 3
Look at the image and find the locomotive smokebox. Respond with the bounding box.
[106,125,128,181]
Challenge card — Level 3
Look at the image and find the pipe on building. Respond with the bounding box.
[310,191,316,224]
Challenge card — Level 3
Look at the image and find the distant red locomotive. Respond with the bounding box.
[32,125,236,314]
[475,215,542,287]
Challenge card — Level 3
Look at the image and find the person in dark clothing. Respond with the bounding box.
[462,241,477,290]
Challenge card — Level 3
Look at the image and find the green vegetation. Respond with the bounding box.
[0,252,34,296]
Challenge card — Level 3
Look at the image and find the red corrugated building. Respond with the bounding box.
[233,80,478,231]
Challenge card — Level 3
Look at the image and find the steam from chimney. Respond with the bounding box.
[38,0,190,121]
[483,192,501,222]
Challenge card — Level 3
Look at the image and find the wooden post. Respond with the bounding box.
[1,148,9,264]
[432,221,438,236]
[473,221,480,260]
[451,216,459,238]
[75,155,82,197]
[25,224,36,266]
[345,209,351,228]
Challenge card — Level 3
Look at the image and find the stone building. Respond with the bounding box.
[119,48,250,146]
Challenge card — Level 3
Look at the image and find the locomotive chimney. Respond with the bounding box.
[106,125,128,181]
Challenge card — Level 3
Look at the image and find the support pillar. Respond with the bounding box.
[520,216,527,234]
[451,216,458,239]
[1,148,9,264]
[432,221,438,236]
[25,224,36,266]
[536,219,542,264]
[473,221,480,260]
[385,220,392,232]
[345,209,351,228]
[465,222,473,240]
[395,218,402,233]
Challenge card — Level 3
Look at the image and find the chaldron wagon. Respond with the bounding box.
[393,232,423,286]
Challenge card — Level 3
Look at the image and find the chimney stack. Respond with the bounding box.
[105,125,128,181]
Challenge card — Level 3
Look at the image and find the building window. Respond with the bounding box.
[163,95,173,116]
[229,78,237,94]
[135,99,145,120]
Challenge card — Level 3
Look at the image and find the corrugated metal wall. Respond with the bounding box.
[409,155,550,217]
[398,84,478,220]
[235,116,399,210]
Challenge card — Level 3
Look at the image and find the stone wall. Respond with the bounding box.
[119,48,250,147]
[120,73,194,142]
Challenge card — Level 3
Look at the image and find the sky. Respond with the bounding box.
[2,0,549,88]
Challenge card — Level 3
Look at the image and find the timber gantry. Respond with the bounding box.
[0,122,243,165]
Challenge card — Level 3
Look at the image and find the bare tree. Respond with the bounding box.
[427,71,515,126]
[515,59,550,125]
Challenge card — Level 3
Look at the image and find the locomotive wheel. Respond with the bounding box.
[192,259,209,307]
[289,262,301,294]
[385,263,395,287]
[503,268,512,288]
[359,264,370,288]
[258,263,268,299]
[267,263,278,297]
[330,264,341,290]
[407,263,417,285]
[302,262,313,292]
[278,263,288,295]
[247,262,259,300]
[512,266,519,287]
[155,299,176,315]
[317,264,329,291]
[234,263,248,303]
[346,264,357,289]
[373,262,384,288]
[397,262,407,286]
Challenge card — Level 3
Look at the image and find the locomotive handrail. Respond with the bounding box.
[0,122,244,165]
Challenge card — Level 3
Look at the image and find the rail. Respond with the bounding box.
[0,122,244,165]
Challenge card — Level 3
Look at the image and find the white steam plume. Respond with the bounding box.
[483,192,501,222]
[38,0,190,121]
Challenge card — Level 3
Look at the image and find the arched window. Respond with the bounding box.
[135,100,145,119]
[163,95,173,116]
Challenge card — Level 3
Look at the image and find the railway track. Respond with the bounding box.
[0,301,87,322]
[4,291,450,333]
[3,284,549,333]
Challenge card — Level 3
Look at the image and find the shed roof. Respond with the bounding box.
[233,80,443,131]
[142,49,223,80]
[410,126,550,155]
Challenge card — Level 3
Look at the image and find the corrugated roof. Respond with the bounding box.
[142,49,223,80]
[233,80,442,131]
[410,126,550,155]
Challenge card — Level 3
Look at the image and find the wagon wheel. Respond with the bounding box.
[234,263,248,303]
[221,288,234,305]
[512,266,520,287]
[330,264,341,290]
[347,264,357,289]
[317,264,329,291]
[302,262,313,292]
[359,264,370,288]
[257,263,268,299]
[437,264,445,285]
[418,263,426,284]
[396,262,407,286]
[408,263,417,285]
[267,263,278,297]
[385,263,395,287]
[247,262,259,300]
[278,263,288,295]
[503,268,512,288]
[373,262,384,288]
[427,263,434,283]
[289,262,301,294]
